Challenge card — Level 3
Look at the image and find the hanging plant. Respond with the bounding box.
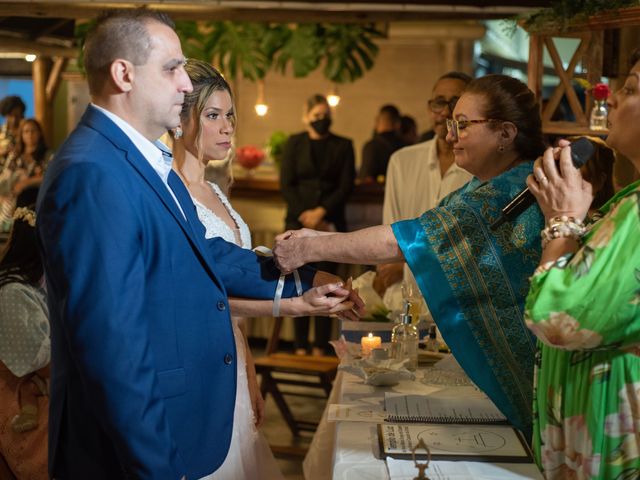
[322,24,382,83]
[76,19,383,84]
[176,21,272,80]
[272,24,324,78]
[522,0,640,33]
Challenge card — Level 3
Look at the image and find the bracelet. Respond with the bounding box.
[253,246,303,317]
[540,215,586,249]
[532,260,557,276]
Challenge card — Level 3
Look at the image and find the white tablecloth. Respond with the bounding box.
[303,370,544,480]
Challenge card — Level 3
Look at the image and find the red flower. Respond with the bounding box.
[592,83,611,101]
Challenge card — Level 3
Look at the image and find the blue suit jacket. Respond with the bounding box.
[37,105,314,479]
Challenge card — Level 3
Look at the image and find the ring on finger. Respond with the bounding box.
[536,173,549,183]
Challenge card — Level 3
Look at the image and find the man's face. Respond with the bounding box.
[129,21,193,140]
[6,106,24,129]
[429,78,467,140]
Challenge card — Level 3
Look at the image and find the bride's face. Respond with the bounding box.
[185,89,235,162]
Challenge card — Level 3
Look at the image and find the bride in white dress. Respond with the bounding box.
[170,59,362,480]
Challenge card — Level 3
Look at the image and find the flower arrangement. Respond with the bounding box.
[592,83,611,101]
[575,78,611,101]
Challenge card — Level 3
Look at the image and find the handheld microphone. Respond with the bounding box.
[490,137,596,231]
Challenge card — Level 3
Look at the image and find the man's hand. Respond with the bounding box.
[373,262,404,297]
[298,206,326,229]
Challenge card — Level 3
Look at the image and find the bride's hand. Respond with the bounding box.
[286,275,365,320]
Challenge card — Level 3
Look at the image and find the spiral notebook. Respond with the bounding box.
[384,393,508,424]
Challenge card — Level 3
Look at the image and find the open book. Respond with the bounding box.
[384,392,507,424]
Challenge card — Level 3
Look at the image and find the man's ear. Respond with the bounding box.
[110,59,134,93]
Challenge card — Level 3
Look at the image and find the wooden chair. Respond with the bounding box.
[254,317,339,438]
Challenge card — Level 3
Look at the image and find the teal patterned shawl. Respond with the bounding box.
[392,162,543,438]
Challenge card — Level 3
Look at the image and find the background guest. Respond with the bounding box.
[398,114,418,146]
[0,185,49,480]
[375,72,472,301]
[274,75,548,436]
[0,96,25,162]
[358,104,403,182]
[280,94,356,356]
[525,50,640,479]
[0,119,50,232]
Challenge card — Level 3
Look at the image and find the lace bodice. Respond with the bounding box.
[192,181,252,249]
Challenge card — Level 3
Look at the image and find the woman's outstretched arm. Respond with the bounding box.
[272,225,403,273]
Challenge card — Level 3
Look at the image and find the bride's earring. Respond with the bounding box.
[173,126,183,139]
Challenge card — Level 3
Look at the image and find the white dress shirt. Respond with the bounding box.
[382,139,472,224]
[91,104,185,218]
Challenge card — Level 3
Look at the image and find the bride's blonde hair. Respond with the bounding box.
[178,59,236,195]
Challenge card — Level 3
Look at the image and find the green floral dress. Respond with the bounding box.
[525,180,640,479]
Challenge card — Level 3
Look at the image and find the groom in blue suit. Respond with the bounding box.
[37,10,356,480]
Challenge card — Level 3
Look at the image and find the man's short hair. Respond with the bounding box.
[379,104,401,123]
[0,95,26,116]
[83,9,175,94]
[436,71,473,86]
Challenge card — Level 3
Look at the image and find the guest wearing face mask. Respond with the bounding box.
[280,94,356,356]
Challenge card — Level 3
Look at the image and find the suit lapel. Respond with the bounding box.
[81,107,223,288]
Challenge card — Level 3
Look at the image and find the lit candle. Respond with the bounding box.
[361,332,382,356]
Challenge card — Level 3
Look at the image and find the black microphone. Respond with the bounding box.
[490,137,596,230]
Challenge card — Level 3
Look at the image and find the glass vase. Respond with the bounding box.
[590,99,608,131]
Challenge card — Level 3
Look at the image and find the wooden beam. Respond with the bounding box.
[46,56,67,103]
[0,2,538,22]
[0,35,76,57]
[543,36,588,124]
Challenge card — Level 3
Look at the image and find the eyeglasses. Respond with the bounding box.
[427,96,459,114]
[445,118,503,139]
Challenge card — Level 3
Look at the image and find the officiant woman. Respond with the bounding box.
[273,74,546,438]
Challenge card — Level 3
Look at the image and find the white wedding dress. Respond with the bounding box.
[196,182,284,480]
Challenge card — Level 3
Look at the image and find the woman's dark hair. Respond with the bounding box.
[0,95,26,117]
[569,136,614,210]
[14,118,48,165]
[305,94,329,113]
[464,74,545,161]
[0,185,42,288]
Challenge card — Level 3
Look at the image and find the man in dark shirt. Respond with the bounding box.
[358,104,404,182]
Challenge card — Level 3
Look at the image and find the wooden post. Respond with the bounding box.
[527,34,543,102]
[32,57,52,144]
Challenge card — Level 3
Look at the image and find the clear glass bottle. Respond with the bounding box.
[590,100,608,131]
[425,324,439,352]
[391,301,419,371]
